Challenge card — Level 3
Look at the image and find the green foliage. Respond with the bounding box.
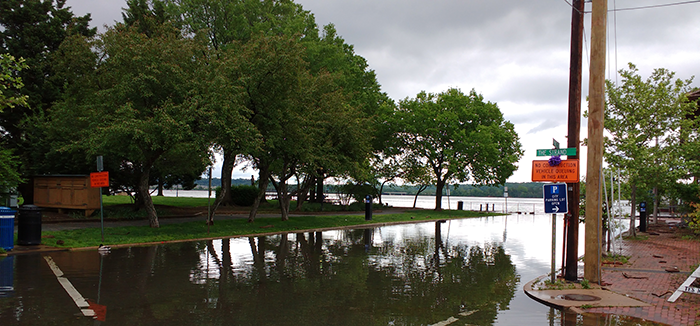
[604,63,697,234]
[391,88,523,209]
[229,185,259,206]
[0,0,96,186]
[535,278,576,290]
[688,202,700,235]
[48,17,211,227]
[341,182,378,203]
[0,54,28,109]
[580,278,590,289]
[215,185,259,207]
[0,54,26,192]
[602,254,629,265]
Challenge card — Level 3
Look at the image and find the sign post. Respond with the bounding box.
[91,156,108,242]
[544,183,569,282]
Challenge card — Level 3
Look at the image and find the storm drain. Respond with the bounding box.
[560,294,601,301]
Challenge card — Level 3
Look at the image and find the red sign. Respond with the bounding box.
[90,172,109,188]
[531,159,580,183]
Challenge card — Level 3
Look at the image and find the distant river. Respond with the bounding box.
[160,189,546,214]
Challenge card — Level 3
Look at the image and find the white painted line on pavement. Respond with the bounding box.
[43,256,96,317]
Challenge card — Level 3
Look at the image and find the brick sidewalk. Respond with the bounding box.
[586,221,700,326]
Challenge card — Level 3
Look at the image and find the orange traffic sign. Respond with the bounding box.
[90,171,109,188]
[531,159,580,183]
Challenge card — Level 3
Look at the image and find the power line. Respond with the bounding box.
[609,0,700,12]
[562,0,585,14]
[566,0,700,13]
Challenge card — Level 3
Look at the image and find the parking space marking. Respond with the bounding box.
[43,256,95,317]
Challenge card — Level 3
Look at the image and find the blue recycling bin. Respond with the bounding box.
[0,207,16,251]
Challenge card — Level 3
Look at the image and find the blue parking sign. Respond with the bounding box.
[543,183,568,214]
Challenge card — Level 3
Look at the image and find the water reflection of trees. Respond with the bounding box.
[199,224,519,326]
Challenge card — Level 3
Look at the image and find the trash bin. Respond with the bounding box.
[17,205,42,245]
[457,201,464,210]
[0,207,16,251]
[364,195,372,221]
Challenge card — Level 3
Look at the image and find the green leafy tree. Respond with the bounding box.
[163,0,316,212]
[394,88,523,210]
[301,24,390,202]
[228,34,328,222]
[0,0,96,198]
[165,1,382,213]
[49,21,210,227]
[0,54,28,193]
[604,63,696,235]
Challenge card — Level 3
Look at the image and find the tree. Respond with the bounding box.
[0,54,28,193]
[166,1,382,213]
[604,63,696,235]
[163,0,317,212]
[301,24,389,204]
[0,0,96,199]
[394,88,523,210]
[228,34,323,222]
[49,21,210,227]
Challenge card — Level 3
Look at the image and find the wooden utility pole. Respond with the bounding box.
[585,0,607,284]
[564,0,584,282]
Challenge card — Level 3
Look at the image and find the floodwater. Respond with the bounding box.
[1,214,654,325]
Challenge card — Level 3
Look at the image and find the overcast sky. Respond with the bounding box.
[66,0,700,183]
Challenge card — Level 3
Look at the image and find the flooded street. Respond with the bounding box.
[1,214,655,325]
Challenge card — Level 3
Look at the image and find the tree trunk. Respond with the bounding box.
[208,151,237,225]
[295,174,313,211]
[314,173,325,203]
[157,179,164,196]
[248,166,270,223]
[413,184,428,208]
[378,180,389,205]
[309,176,316,202]
[435,178,446,210]
[629,184,636,237]
[218,150,236,206]
[270,175,292,222]
[139,167,159,228]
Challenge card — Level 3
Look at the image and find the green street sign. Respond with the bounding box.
[536,148,577,156]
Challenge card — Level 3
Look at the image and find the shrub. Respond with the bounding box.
[340,182,378,204]
[214,185,260,206]
[230,185,259,206]
[688,202,700,235]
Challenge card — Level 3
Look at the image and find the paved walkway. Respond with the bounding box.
[587,221,700,326]
[526,218,700,326]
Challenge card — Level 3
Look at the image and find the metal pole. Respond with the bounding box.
[97,156,105,243]
[99,189,104,243]
[552,213,557,283]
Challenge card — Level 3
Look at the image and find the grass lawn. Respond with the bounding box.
[41,209,497,249]
[103,195,215,207]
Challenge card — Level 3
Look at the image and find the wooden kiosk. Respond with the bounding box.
[34,175,101,216]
